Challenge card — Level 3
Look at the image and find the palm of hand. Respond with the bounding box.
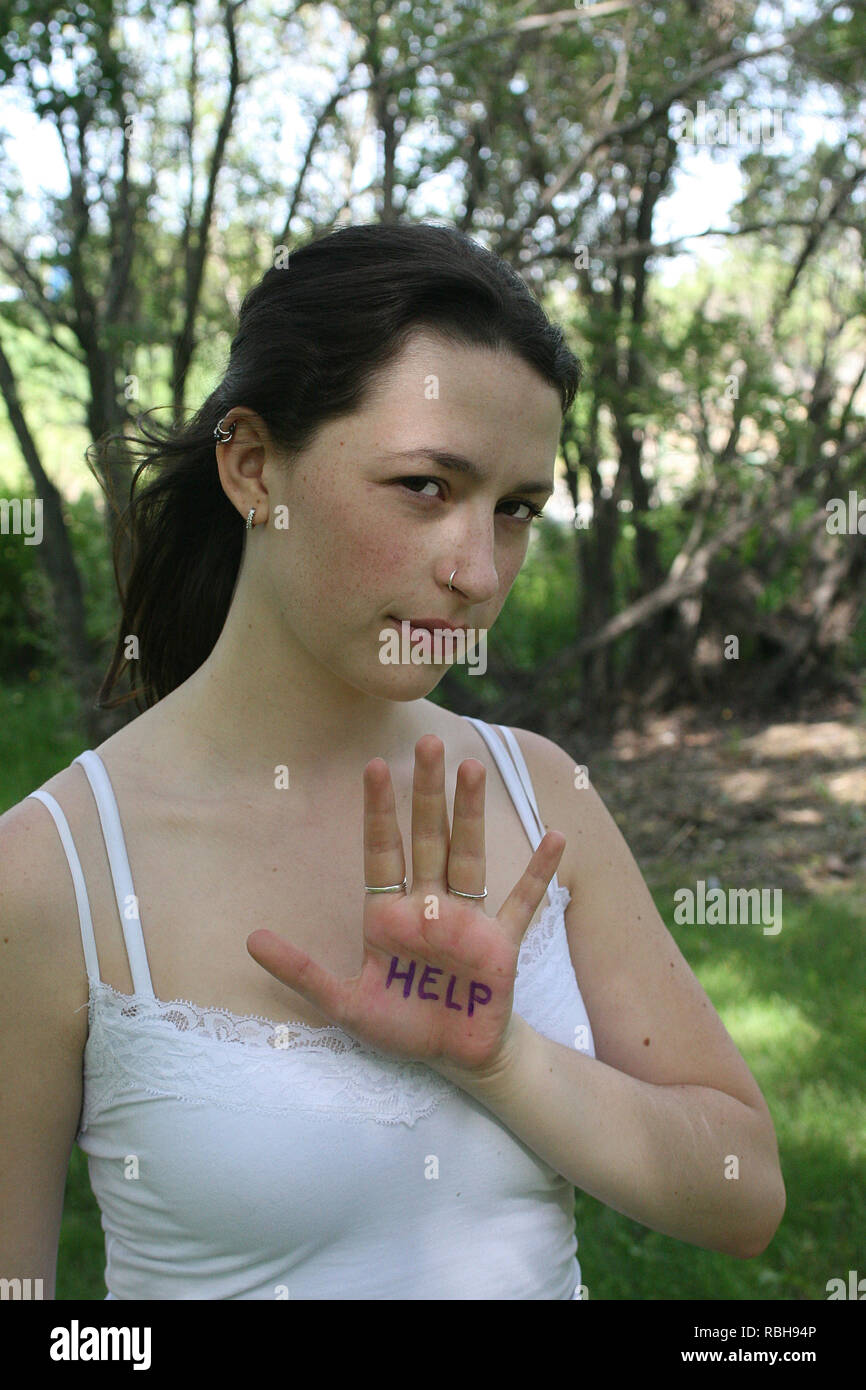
[247,734,565,1075]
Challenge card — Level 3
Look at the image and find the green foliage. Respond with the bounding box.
[499,518,579,661]
[63,493,124,651]
[0,0,863,722]
[0,488,119,681]
[0,671,82,808]
[843,600,866,672]
[0,492,53,676]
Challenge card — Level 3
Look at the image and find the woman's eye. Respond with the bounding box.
[501,499,544,522]
[399,476,444,499]
[398,477,543,522]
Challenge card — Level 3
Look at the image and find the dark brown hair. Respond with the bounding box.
[89,220,582,712]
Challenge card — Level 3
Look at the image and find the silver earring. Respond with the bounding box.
[214,417,236,441]
[246,509,256,530]
[448,569,457,591]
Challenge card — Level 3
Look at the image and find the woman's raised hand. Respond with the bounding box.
[246,735,564,1075]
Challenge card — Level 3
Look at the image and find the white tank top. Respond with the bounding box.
[28,716,595,1300]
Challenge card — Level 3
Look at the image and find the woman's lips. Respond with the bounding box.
[388,616,467,631]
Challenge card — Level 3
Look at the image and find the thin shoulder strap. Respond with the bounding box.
[27,789,101,986]
[72,751,155,998]
[463,716,560,903]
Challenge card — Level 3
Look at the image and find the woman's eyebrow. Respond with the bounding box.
[379,446,554,498]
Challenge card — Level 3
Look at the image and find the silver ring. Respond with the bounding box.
[214,417,236,441]
[246,508,256,530]
[448,569,457,591]
[364,877,407,894]
[447,885,488,899]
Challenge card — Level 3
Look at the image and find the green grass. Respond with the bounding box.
[58,1149,108,1302]
[4,676,863,1300]
[574,886,866,1299]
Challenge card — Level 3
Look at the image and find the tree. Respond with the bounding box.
[1,0,862,742]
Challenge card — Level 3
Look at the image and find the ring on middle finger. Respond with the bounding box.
[446,883,488,899]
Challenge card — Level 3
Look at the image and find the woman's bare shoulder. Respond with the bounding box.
[1,762,91,899]
[0,769,94,1042]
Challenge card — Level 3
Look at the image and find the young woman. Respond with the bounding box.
[0,221,785,1300]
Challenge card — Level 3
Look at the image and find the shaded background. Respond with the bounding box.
[0,0,863,1299]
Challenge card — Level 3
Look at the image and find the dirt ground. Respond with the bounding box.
[568,679,866,904]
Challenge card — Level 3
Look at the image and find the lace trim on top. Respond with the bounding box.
[78,885,574,1132]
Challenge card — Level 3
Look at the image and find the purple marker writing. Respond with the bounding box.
[384,956,493,1015]
[385,956,416,998]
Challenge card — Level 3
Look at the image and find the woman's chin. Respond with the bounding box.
[377,664,449,699]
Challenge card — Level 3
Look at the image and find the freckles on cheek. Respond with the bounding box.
[311,497,415,608]
[373,538,414,579]
[350,525,415,578]
[327,494,413,569]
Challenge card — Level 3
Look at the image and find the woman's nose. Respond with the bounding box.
[442,524,499,603]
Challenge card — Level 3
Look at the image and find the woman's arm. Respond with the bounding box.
[429,727,785,1259]
[432,1012,785,1258]
[0,797,89,1299]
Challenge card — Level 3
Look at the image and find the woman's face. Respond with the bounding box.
[249,329,564,700]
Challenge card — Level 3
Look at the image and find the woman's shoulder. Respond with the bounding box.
[1,758,93,897]
[462,719,582,822]
[0,773,92,1054]
[421,708,584,896]
[417,703,557,762]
